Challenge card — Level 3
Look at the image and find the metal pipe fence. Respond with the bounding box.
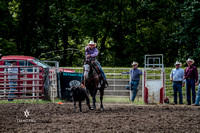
[66,67,200,102]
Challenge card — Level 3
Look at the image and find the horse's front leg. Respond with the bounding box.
[100,87,104,111]
[93,89,97,109]
[89,89,97,110]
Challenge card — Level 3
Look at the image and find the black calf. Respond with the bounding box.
[71,86,91,112]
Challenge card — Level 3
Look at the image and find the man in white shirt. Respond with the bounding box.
[170,61,185,104]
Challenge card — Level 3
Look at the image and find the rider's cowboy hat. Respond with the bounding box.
[88,41,96,47]
[174,61,182,66]
[131,61,138,66]
[186,58,195,64]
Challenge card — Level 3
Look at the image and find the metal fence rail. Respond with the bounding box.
[66,67,143,99]
[66,67,200,102]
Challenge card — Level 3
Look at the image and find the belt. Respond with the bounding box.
[187,78,194,80]
[132,80,139,81]
[173,81,182,83]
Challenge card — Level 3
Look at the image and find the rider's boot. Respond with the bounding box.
[99,75,108,89]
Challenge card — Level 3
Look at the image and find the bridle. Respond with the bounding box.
[84,69,89,72]
[84,63,98,79]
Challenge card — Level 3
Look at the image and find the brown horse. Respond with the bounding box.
[83,61,104,110]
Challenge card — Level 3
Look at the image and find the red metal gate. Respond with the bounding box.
[0,66,44,100]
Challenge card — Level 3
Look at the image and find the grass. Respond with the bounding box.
[0,99,50,104]
[0,97,144,104]
[0,96,191,105]
[0,99,65,104]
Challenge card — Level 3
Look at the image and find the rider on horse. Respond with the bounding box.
[85,41,108,88]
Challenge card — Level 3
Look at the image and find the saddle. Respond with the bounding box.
[84,58,108,88]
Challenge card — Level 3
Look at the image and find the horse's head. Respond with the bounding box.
[83,64,90,79]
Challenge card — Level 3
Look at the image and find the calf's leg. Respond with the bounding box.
[79,100,82,112]
[86,96,91,110]
[73,101,76,112]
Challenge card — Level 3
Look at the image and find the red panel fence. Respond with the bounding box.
[0,66,44,100]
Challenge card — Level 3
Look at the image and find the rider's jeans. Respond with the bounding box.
[95,62,107,80]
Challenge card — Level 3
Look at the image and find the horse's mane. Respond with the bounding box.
[88,62,98,79]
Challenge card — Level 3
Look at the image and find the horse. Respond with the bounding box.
[83,61,105,110]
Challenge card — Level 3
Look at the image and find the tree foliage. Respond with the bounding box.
[0,0,199,67]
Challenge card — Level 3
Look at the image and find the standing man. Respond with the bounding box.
[122,61,142,102]
[170,61,185,105]
[8,61,18,101]
[193,83,200,106]
[184,58,198,105]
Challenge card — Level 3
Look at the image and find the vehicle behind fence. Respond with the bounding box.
[0,66,44,100]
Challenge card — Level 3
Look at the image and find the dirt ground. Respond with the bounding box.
[0,102,200,133]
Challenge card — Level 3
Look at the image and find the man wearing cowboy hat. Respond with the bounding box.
[85,41,97,59]
[184,58,198,105]
[170,61,185,104]
[85,41,108,88]
[121,61,142,102]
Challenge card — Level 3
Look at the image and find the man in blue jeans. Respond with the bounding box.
[194,84,200,106]
[170,61,185,104]
[184,58,198,105]
[122,61,142,101]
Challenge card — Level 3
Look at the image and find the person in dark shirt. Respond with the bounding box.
[184,58,198,105]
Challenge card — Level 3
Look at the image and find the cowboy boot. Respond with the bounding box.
[100,75,108,88]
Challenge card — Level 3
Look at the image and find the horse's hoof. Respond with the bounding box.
[100,107,104,111]
[91,106,96,110]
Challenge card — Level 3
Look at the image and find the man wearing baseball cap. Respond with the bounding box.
[170,61,185,104]
[184,58,198,105]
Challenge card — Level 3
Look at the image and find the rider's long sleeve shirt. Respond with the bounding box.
[85,46,98,59]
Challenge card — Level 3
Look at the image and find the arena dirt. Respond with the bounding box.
[0,103,200,133]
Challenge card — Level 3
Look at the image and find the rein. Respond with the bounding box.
[84,63,98,80]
